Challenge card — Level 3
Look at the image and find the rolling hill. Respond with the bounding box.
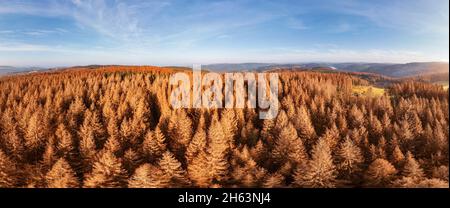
[3,62,448,84]
[0,66,44,76]
[203,62,449,80]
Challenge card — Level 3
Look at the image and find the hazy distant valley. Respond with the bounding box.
[3,62,449,81]
[204,62,449,79]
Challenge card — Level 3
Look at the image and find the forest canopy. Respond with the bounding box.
[0,66,448,188]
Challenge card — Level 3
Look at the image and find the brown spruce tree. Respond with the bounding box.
[45,158,79,188]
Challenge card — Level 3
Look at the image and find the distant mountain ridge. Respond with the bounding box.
[0,66,44,76]
[202,63,274,72]
[203,62,449,79]
[2,62,448,81]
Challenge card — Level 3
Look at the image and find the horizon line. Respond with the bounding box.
[2,60,449,69]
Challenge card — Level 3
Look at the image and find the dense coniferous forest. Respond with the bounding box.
[0,66,448,188]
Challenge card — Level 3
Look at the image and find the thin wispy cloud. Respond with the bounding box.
[329,22,354,33]
[286,18,308,30]
[0,42,65,52]
[332,0,449,35]
[0,30,14,34]
[216,34,231,39]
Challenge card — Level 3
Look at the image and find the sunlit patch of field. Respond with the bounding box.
[352,85,386,97]
[433,81,449,90]
[443,84,449,90]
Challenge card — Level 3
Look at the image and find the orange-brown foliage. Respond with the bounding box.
[0,66,448,188]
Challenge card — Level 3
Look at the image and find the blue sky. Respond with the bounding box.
[0,0,448,67]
